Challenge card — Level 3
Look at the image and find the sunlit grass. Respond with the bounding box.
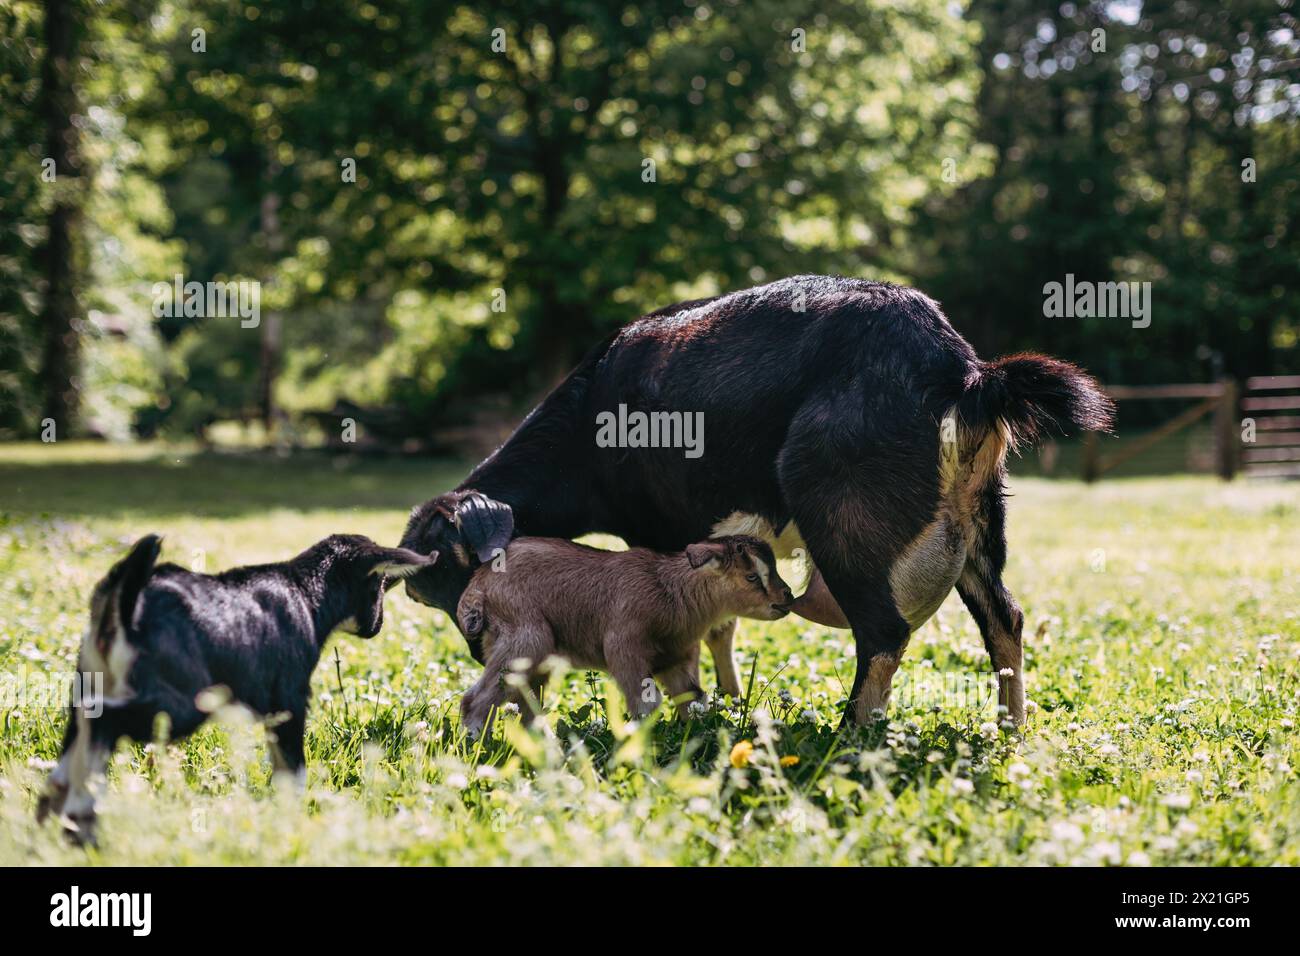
[0,444,1296,864]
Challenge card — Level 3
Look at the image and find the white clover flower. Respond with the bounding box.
[800,708,818,722]
[445,772,469,790]
[778,689,794,705]
[1185,769,1204,784]
[1097,743,1120,757]
[501,702,520,716]
[1050,821,1085,844]
[998,667,1015,678]
[979,721,999,740]
[1007,761,1031,782]
[1126,850,1152,867]
[687,700,709,718]
[1025,699,1038,714]
[1090,841,1122,865]
[951,778,974,795]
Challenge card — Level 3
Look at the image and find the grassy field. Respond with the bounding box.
[0,442,1296,865]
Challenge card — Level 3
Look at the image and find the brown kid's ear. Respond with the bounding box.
[369,547,438,578]
[686,541,728,569]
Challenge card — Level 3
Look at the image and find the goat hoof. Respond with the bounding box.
[36,782,68,823]
[64,811,99,847]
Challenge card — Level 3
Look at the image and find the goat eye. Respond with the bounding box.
[746,573,760,584]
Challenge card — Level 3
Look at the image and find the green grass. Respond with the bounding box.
[1,442,1297,865]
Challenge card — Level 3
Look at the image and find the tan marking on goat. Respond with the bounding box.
[888,408,1012,632]
[710,512,807,559]
[990,629,1026,724]
[853,652,902,723]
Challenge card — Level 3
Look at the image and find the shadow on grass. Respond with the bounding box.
[0,448,473,520]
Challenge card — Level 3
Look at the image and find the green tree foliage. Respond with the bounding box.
[7,1,1295,443]
[0,0,55,437]
[0,0,179,439]
[138,0,980,437]
[910,0,1300,383]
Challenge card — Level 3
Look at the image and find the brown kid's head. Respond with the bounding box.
[684,535,793,621]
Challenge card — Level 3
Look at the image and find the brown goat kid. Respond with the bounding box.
[456,535,793,735]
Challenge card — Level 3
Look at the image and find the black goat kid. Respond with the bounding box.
[36,533,433,843]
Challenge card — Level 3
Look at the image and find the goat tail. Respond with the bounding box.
[956,353,1115,452]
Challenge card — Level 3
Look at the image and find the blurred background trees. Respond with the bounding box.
[1,0,1296,446]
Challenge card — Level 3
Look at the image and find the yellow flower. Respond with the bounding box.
[729,740,754,768]
[780,755,800,767]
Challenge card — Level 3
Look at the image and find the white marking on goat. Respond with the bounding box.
[79,614,137,706]
[61,707,109,831]
[371,561,428,579]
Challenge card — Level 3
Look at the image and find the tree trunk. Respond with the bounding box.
[258,162,282,433]
[38,0,83,432]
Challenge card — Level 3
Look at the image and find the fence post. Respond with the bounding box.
[1214,377,1239,480]
[1082,431,1100,483]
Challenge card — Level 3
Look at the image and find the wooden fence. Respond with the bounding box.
[1240,375,1300,479]
[1082,379,1239,482]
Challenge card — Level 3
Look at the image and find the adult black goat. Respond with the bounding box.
[399,275,1113,726]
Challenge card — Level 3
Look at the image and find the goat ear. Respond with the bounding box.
[368,548,438,579]
[686,541,727,569]
[104,534,162,636]
[455,494,514,563]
